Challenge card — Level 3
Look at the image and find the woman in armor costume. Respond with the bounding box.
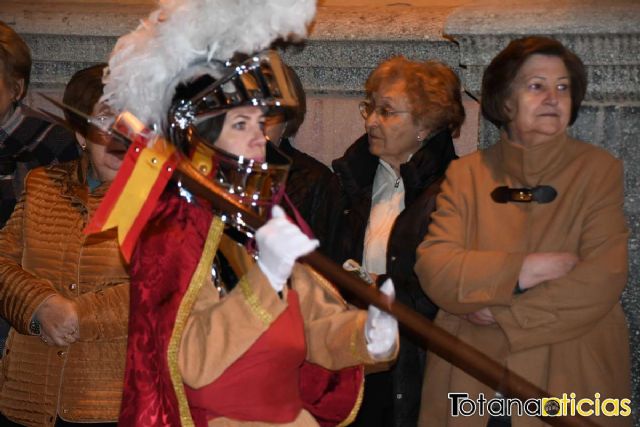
[96,1,400,426]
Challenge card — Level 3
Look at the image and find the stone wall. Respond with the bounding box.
[1,0,639,423]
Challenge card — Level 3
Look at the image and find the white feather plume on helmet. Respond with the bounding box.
[102,0,316,129]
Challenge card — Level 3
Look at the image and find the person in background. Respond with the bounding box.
[264,64,342,255]
[0,63,129,427]
[0,21,79,227]
[0,21,80,357]
[330,56,465,427]
[416,36,631,427]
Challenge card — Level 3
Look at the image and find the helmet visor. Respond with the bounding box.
[169,50,298,148]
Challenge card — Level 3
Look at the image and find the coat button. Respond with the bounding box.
[391,256,397,262]
[57,351,66,358]
[69,283,77,291]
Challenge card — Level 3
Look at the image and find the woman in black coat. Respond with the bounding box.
[331,56,465,427]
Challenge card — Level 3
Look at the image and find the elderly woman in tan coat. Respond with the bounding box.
[416,36,631,427]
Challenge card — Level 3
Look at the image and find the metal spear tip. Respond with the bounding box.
[39,93,113,132]
[38,93,131,147]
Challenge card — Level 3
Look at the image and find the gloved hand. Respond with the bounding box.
[256,205,319,292]
[365,278,398,359]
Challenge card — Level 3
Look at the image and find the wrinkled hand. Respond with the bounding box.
[464,307,496,326]
[518,252,579,291]
[365,279,398,359]
[34,295,79,346]
[256,205,319,292]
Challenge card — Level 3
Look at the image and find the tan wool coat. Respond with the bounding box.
[415,134,631,427]
[0,160,129,426]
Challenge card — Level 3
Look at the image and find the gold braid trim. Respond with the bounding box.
[167,217,224,427]
[337,364,365,427]
[238,275,273,327]
[350,313,368,363]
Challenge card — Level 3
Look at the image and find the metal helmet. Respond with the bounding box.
[166,49,296,225]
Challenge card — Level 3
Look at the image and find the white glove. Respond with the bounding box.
[365,278,398,359]
[256,205,319,292]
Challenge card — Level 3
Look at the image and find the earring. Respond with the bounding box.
[417,135,423,142]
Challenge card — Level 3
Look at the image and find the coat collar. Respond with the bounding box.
[400,129,457,192]
[332,129,457,198]
[331,133,378,198]
[57,156,109,207]
[277,138,301,171]
[498,131,574,187]
[278,138,296,156]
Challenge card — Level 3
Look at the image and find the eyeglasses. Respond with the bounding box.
[358,100,411,120]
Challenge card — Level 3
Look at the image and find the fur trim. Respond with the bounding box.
[102,0,316,129]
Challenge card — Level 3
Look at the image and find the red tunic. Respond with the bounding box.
[186,290,305,424]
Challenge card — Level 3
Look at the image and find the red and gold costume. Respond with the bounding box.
[118,186,389,426]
